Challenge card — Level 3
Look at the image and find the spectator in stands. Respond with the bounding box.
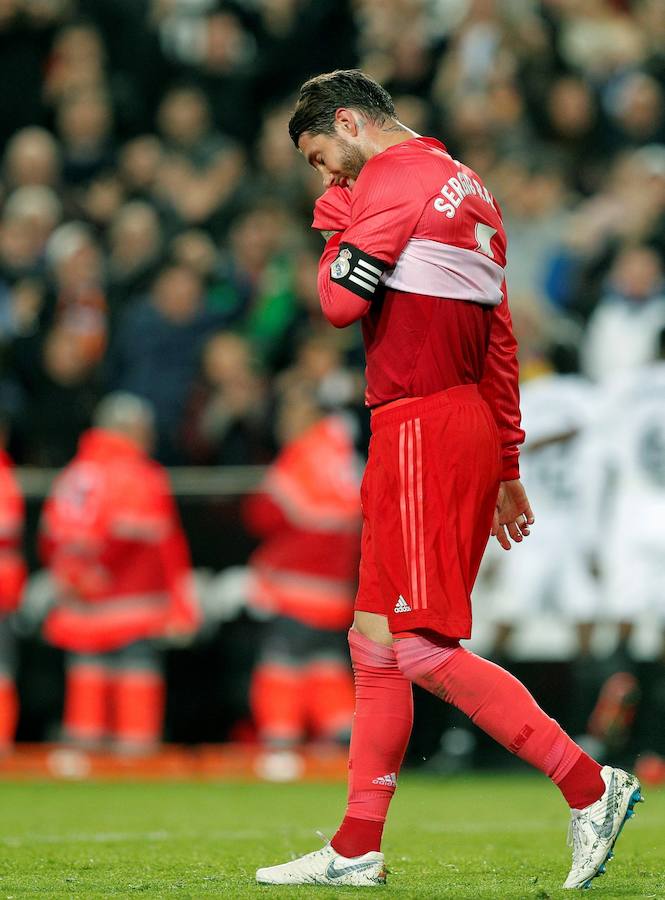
[606,73,665,151]
[118,135,164,202]
[582,245,665,382]
[0,186,61,285]
[554,1,646,86]
[108,262,226,462]
[0,413,27,753]
[217,204,301,366]
[169,228,218,282]
[155,84,245,230]
[55,86,115,192]
[43,221,108,366]
[245,0,354,119]
[495,158,570,305]
[74,169,126,232]
[42,22,108,109]
[0,279,44,346]
[40,392,198,751]
[15,325,98,466]
[181,331,271,466]
[541,75,606,194]
[244,386,361,751]
[431,2,507,107]
[270,246,334,371]
[3,127,61,191]
[185,9,262,144]
[548,145,665,318]
[250,105,316,214]
[0,186,60,345]
[107,201,163,315]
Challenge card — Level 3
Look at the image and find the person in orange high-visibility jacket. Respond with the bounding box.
[0,433,27,753]
[40,392,199,751]
[244,386,362,749]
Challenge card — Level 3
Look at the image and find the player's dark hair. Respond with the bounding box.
[288,70,395,146]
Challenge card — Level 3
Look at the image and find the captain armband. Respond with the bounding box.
[329,242,388,302]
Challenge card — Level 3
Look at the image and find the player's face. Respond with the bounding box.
[298,130,368,189]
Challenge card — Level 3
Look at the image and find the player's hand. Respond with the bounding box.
[491,479,535,551]
[312,185,352,233]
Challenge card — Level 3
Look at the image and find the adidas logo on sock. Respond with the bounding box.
[394,595,411,613]
[372,772,397,786]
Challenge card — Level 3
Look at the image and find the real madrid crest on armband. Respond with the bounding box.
[330,247,352,279]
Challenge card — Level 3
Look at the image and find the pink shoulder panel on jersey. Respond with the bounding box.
[383,238,503,306]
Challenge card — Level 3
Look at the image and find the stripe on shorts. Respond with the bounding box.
[414,418,427,610]
[406,422,418,608]
[398,419,427,611]
[398,423,410,606]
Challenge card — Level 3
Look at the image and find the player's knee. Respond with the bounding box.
[351,611,393,647]
[393,635,461,683]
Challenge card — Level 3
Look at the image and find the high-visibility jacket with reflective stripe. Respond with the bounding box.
[40,429,198,652]
[244,416,361,630]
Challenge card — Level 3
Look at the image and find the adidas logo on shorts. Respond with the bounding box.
[394,595,412,613]
[372,772,397,786]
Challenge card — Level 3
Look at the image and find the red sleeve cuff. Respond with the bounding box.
[501,457,520,482]
[312,186,352,232]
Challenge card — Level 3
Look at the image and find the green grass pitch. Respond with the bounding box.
[0,775,662,898]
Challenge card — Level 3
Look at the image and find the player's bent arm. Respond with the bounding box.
[312,186,353,234]
[317,233,378,328]
[315,156,427,327]
[478,283,525,481]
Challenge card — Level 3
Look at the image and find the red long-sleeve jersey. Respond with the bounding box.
[315,137,524,480]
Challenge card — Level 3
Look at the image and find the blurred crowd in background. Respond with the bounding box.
[0,0,665,773]
[0,0,664,465]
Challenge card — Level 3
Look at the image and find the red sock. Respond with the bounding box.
[330,630,413,858]
[395,635,599,807]
[333,815,385,858]
[557,751,605,809]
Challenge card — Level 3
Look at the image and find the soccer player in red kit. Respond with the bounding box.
[255,71,643,891]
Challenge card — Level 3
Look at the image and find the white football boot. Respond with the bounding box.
[563,765,643,889]
[256,842,386,886]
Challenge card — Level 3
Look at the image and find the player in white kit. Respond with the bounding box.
[489,371,600,658]
[593,341,665,656]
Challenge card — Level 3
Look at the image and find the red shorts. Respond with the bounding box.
[355,385,501,639]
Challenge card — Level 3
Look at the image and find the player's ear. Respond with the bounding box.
[334,108,360,136]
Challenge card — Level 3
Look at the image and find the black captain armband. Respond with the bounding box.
[329,242,388,301]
